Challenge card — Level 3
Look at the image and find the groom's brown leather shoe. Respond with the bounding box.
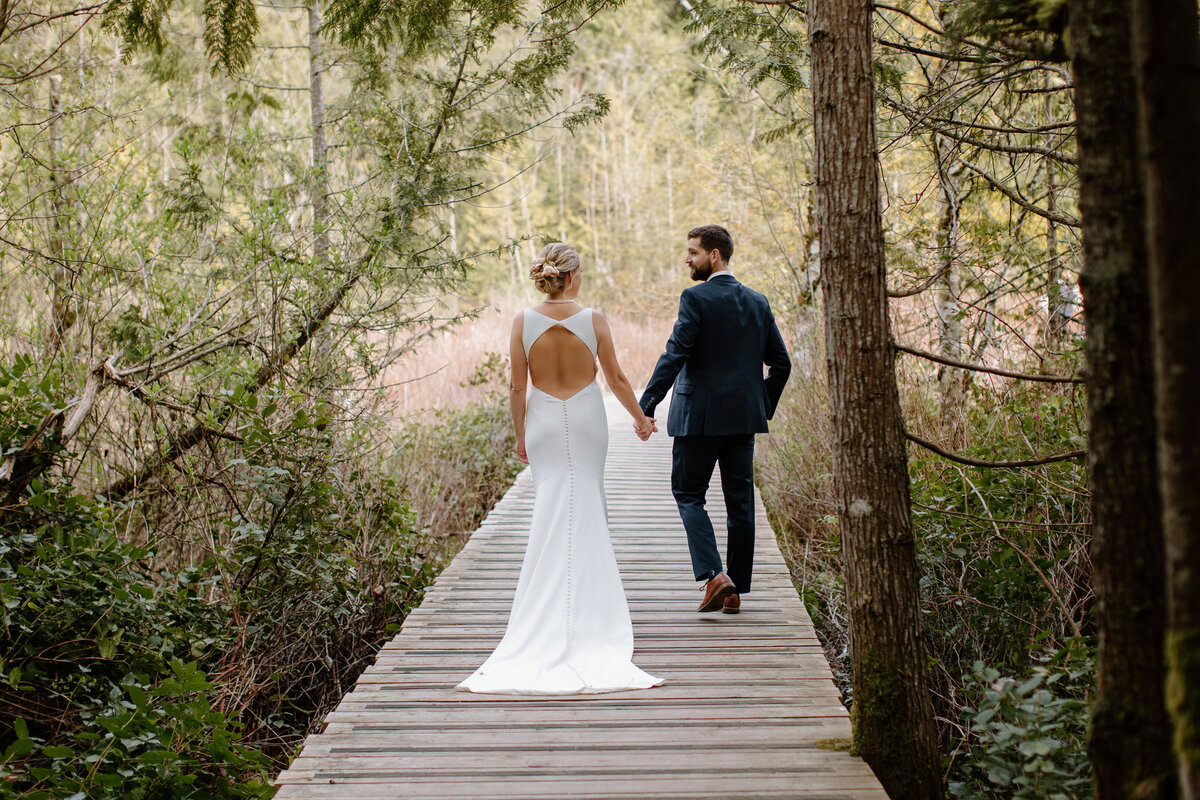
[697,572,736,612]
[722,593,740,614]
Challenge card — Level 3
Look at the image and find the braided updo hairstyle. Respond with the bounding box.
[529,242,581,295]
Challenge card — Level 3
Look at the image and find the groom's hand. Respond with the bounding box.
[634,418,657,441]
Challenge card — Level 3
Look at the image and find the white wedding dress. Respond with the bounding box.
[456,308,664,695]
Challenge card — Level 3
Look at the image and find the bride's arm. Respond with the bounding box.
[593,312,654,437]
[509,313,529,463]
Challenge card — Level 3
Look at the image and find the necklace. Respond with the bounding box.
[543,298,577,304]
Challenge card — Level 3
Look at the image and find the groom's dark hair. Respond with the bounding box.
[688,225,733,263]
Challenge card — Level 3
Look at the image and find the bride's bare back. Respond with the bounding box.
[508,299,653,464]
[528,323,597,399]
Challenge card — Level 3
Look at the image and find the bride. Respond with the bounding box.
[457,243,664,695]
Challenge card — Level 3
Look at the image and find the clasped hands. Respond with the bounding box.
[634,417,658,441]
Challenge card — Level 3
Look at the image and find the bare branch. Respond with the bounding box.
[102,270,364,500]
[883,95,1077,165]
[905,430,1086,468]
[957,157,1081,227]
[888,263,947,298]
[876,37,1001,64]
[894,342,1084,383]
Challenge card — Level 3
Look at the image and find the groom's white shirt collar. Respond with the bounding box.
[706,269,735,282]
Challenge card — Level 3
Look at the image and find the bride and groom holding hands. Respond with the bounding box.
[457,224,792,695]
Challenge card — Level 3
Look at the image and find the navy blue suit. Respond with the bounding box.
[639,272,791,593]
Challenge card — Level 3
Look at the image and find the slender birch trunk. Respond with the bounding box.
[47,75,74,352]
[308,0,329,268]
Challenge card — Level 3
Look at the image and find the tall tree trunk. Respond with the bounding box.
[1044,81,1071,348]
[308,0,329,268]
[46,75,74,353]
[503,156,519,282]
[808,1,943,797]
[1132,0,1200,795]
[665,144,675,230]
[1068,0,1176,797]
[1044,79,1070,349]
[932,131,965,445]
[557,143,567,242]
[520,163,537,263]
[588,152,603,273]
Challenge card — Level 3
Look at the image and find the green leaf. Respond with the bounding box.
[4,736,36,760]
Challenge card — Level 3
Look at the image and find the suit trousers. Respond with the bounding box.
[670,434,756,594]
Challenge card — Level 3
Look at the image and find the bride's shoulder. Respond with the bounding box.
[589,307,611,332]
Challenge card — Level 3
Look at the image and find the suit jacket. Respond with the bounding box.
[639,272,791,437]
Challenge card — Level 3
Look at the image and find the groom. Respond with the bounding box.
[640,225,792,614]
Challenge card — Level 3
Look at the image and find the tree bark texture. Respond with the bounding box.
[934,134,965,445]
[1132,0,1200,795]
[1068,0,1176,796]
[808,1,943,797]
[308,0,329,267]
[47,75,74,352]
[1044,77,1070,348]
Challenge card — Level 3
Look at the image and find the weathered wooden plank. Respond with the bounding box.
[274,775,887,798]
[274,394,878,798]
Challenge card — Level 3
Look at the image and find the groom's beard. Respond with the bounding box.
[690,264,713,282]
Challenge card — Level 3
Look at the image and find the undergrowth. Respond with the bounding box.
[757,333,1094,798]
[0,357,520,799]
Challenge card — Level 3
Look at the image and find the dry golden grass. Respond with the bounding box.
[383,292,675,420]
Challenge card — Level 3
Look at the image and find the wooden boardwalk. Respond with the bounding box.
[275,396,885,799]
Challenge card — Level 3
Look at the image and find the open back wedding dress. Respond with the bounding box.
[456,308,664,695]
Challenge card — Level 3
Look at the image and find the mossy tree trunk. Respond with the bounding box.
[1132,0,1200,795]
[1068,0,1176,796]
[807,0,943,797]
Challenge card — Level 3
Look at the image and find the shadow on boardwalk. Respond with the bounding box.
[275,395,885,799]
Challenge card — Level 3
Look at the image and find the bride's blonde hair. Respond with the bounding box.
[529,243,581,295]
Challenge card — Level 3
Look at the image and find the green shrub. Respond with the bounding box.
[758,358,1093,788]
[0,483,270,799]
[949,648,1093,800]
[0,352,523,798]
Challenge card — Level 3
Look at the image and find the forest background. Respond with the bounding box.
[0,0,1108,797]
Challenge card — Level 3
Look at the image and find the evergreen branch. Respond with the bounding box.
[876,36,1002,64]
[101,0,172,57]
[920,114,1073,136]
[202,0,259,75]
